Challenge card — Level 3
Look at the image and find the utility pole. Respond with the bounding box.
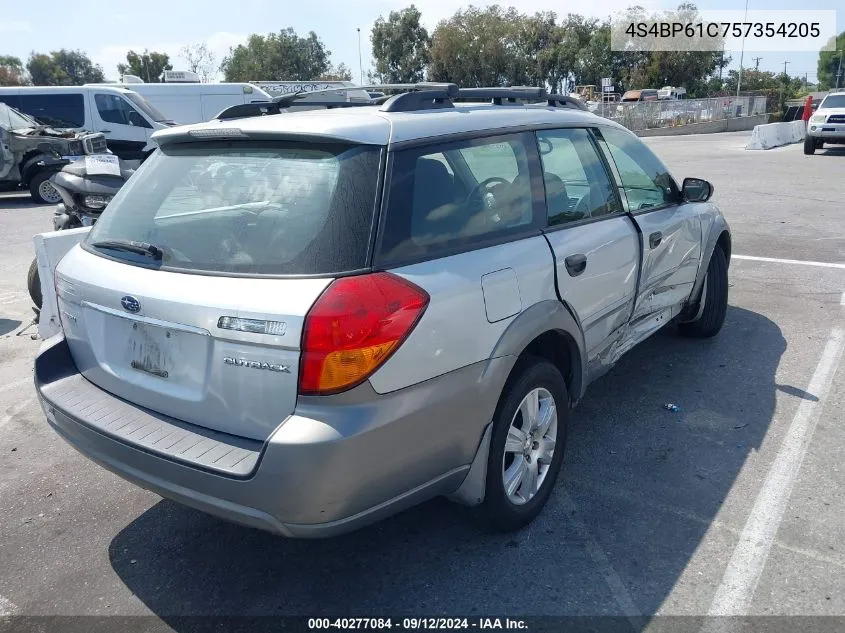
[837,50,843,89]
[752,56,762,70]
[736,0,750,98]
[779,60,790,109]
[356,28,363,85]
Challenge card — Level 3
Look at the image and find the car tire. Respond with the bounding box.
[481,358,568,532]
[29,172,61,204]
[28,257,42,309]
[680,244,728,338]
[803,135,816,155]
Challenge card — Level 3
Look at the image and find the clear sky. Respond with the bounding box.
[0,0,841,85]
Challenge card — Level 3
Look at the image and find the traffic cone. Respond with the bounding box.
[801,94,813,124]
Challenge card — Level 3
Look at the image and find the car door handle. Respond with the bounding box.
[649,231,663,248]
[564,254,587,277]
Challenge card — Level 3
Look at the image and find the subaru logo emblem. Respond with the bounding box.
[121,295,141,313]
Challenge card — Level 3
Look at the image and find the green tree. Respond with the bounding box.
[371,5,430,83]
[220,29,331,81]
[26,49,104,85]
[319,63,352,81]
[0,55,27,86]
[428,6,526,86]
[117,50,173,82]
[817,31,845,89]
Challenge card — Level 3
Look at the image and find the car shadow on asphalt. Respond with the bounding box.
[0,318,22,336]
[817,146,845,157]
[0,195,42,208]
[108,305,784,621]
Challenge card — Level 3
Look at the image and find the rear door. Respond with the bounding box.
[56,140,384,441]
[537,127,639,362]
[597,126,701,336]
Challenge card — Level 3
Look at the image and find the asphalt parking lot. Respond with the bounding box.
[1,131,844,628]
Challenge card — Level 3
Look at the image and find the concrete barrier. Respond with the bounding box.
[635,114,769,137]
[745,119,806,150]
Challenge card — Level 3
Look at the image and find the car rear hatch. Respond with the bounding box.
[55,138,384,441]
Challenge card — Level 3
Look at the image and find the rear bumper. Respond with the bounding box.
[35,335,509,537]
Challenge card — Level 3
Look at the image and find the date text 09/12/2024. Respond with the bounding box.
[307,618,528,630]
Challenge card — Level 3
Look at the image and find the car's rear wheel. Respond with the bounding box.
[481,358,568,532]
[680,244,728,338]
[803,135,816,155]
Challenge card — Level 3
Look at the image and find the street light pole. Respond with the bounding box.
[356,28,364,85]
[736,0,750,98]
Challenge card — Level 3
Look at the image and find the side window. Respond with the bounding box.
[536,128,622,226]
[95,94,151,128]
[18,93,84,128]
[378,132,539,265]
[600,127,679,211]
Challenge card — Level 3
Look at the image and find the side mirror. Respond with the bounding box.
[682,177,713,202]
[127,111,144,127]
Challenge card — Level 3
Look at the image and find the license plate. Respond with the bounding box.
[127,321,176,379]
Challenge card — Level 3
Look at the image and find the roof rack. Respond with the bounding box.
[215,83,590,120]
[456,86,545,104]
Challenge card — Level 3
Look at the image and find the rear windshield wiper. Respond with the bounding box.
[90,239,165,260]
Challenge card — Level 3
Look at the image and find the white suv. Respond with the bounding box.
[805,90,845,154]
[35,84,731,537]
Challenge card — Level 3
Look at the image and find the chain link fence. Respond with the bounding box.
[595,96,769,131]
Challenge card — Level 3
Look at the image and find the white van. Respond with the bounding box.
[0,85,171,162]
[90,81,274,125]
[252,81,372,103]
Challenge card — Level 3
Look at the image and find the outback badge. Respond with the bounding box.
[223,357,290,373]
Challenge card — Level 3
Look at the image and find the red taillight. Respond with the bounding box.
[299,272,429,395]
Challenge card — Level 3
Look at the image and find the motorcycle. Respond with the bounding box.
[27,156,134,309]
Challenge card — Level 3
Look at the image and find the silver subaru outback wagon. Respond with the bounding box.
[34,85,730,538]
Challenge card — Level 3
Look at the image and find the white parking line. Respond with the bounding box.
[733,254,845,270]
[707,328,845,616]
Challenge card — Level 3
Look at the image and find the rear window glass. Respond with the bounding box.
[85,141,382,276]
